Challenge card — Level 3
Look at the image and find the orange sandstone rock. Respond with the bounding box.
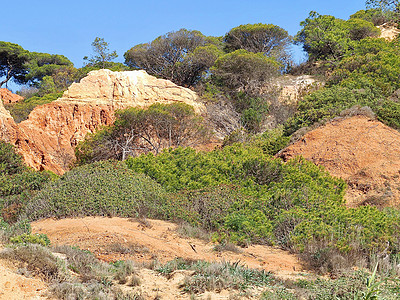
[0,70,205,174]
[0,88,23,104]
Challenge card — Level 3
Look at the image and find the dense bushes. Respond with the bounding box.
[0,141,52,223]
[295,12,379,62]
[285,37,400,134]
[0,141,26,175]
[124,143,400,266]
[26,160,172,220]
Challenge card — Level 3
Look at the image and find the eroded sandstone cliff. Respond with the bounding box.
[0,70,204,174]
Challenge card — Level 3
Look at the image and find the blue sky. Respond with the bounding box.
[4,0,367,89]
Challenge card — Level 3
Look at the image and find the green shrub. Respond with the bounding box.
[0,141,26,175]
[284,85,385,135]
[126,143,400,260]
[9,233,50,246]
[0,218,32,243]
[251,126,290,156]
[350,8,395,26]
[26,160,171,220]
[0,171,51,197]
[174,185,253,231]
[125,144,284,192]
[285,38,400,134]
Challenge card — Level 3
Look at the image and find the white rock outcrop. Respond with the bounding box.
[59,69,204,113]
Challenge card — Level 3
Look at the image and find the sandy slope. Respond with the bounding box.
[32,217,305,277]
[278,116,400,207]
[29,216,310,299]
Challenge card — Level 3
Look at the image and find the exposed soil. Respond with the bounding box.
[29,216,309,299]
[32,217,305,277]
[278,115,400,207]
[0,88,23,104]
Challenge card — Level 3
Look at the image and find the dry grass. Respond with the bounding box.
[177,223,211,242]
[105,242,149,255]
[0,244,67,281]
[212,241,242,254]
[114,260,137,284]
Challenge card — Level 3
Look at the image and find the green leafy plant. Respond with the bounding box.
[9,233,50,246]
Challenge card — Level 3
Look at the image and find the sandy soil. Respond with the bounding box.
[378,23,400,41]
[29,216,309,299]
[32,216,305,278]
[0,252,47,300]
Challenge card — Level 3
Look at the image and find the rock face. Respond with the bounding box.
[0,99,19,143]
[378,23,400,41]
[59,69,203,113]
[275,75,320,104]
[0,88,23,104]
[278,116,400,207]
[0,70,205,174]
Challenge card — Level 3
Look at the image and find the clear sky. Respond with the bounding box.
[4,0,367,83]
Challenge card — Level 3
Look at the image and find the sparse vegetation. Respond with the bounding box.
[155,258,272,293]
[75,103,210,164]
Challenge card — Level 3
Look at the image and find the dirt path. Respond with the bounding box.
[32,216,306,279]
[0,251,47,300]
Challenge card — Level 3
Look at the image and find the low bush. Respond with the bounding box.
[177,223,211,241]
[288,270,400,300]
[0,171,51,197]
[0,244,66,281]
[10,233,50,246]
[47,245,142,299]
[52,245,112,282]
[26,160,172,220]
[0,141,27,175]
[0,218,31,243]
[0,141,53,224]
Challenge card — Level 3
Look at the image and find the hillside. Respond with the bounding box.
[2,5,400,300]
[278,115,400,207]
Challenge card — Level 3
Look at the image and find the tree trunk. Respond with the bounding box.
[0,67,13,88]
